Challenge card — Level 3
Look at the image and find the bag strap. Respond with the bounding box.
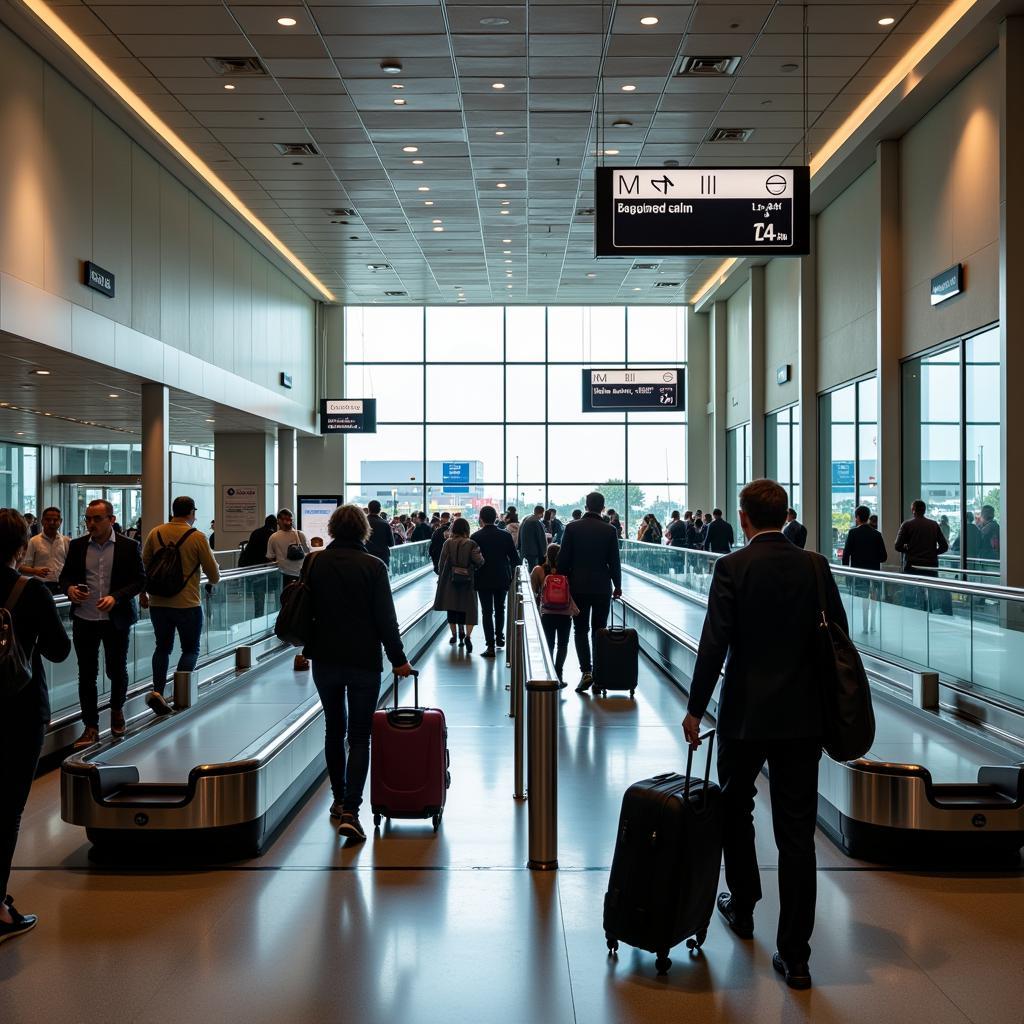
[2,575,30,612]
[808,552,829,628]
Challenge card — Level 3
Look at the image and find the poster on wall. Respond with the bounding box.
[222,486,259,532]
[299,495,342,549]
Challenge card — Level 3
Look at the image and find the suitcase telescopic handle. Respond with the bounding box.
[610,595,627,631]
[684,729,716,810]
[392,668,419,709]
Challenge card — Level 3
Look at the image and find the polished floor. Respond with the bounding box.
[5,621,1023,1023]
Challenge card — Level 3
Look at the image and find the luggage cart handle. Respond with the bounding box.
[392,669,419,709]
[684,729,716,809]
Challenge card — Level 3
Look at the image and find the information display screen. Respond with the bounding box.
[595,166,810,258]
[581,368,684,413]
[320,399,377,434]
[298,495,341,547]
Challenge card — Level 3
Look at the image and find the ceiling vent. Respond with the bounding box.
[654,281,681,288]
[326,208,356,218]
[275,142,320,157]
[575,207,595,217]
[367,263,392,271]
[205,56,268,76]
[677,56,742,77]
[707,127,754,143]
[635,263,659,270]
[384,290,407,297]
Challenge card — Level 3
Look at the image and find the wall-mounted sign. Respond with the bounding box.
[83,261,115,298]
[320,399,377,434]
[442,461,470,494]
[298,495,341,547]
[280,372,293,389]
[222,485,259,532]
[930,264,963,305]
[777,364,792,385]
[831,460,856,493]
[595,166,810,257]
[581,368,684,412]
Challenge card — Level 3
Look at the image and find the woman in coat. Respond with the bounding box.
[433,517,484,652]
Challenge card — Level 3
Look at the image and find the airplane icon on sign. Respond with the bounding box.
[650,175,674,194]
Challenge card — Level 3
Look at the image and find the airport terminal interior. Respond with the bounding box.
[1,0,1023,1021]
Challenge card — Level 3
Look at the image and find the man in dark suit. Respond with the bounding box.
[410,512,432,543]
[893,499,948,574]
[703,508,735,554]
[58,499,146,747]
[557,491,622,693]
[782,508,807,549]
[842,504,888,634]
[682,479,848,991]
[471,505,520,658]
[363,500,394,566]
[518,504,547,569]
[687,510,704,549]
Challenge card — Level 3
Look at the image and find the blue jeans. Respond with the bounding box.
[149,605,204,695]
[311,663,382,812]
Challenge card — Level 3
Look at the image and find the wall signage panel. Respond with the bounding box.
[83,261,115,298]
[930,264,963,305]
[222,486,259,532]
[320,399,377,434]
[581,368,684,412]
[442,461,470,494]
[595,166,810,257]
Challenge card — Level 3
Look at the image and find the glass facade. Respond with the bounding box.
[902,326,1000,577]
[343,306,686,534]
[725,422,751,523]
[818,377,878,560]
[765,404,801,516]
[0,441,38,515]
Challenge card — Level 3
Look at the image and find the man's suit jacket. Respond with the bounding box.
[411,522,432,542]
[518,514,547,566]
[893,515,948,572]
[58,533,146,630]
[471,525,519,590]
[556,512,621,595]
[703,517,735,554]
[365,515,394,565]
[687,532,849,740]
[782,519,808,549]
[842,523,887,571]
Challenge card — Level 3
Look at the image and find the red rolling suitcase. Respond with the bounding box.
[370,671,450,832]
[603,730,722,975]
[592,598,640,697]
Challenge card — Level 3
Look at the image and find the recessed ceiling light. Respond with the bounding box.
[391,83,404,90]
[506,284,513,288]
[412,159,423,165]
[381,60,403,74]
[603,149,620,155]
[206,418,216,423]
[502,238,511,243]
[781,63,799,72]
[433,226,444,232]
[492,82,506,89]
[402,145,418,152]
[503,249,511,254]
[640,16,659,26]
[633,287,642,291]
[621,84,637,92]
[277,17,297,27]
[612,119,633,129]
[586,272,597,278]
[496,182,507,188]
[878,16,896,26]
[393,98,407,105]
[108,393,119,398]
[504,259,512,263]
[424,200,434,206]
[223,83,236,91]
[432,218,442,223]
[418,185,430,191]
[31,369,50,376]
[15,432,24,436]
[500,199,510,205]
[500,209,510,214]
[480,16,511,26]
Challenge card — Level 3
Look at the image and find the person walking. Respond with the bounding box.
[544,508,564,544]
[782,508,808,549]
[471,506,519,658]
[1,509,71,943]
[638,513,662,544]
[410,512,432,542]
[682,479,849,991]
[140,496,221,717]
[18,506,68,592]
[893,499,949,575]
[557,491,622,694]
[842,505,888,634]
[433,517,484,652]
[690,510,706,549]
[429,516,450,572]
[300,504,414,843]
[530,543,576,685]
[518,504,547,569]
[239,514,277,618]
[703,508,735,554]
[267,508,309,597]
[363,500,395,566]
[59,499,146,746]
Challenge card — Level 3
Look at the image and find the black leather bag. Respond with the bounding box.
[275,558,315,647]
[811,554,875,761]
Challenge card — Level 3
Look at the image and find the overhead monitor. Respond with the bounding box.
[581,368,684,413]
[320,399,377,434]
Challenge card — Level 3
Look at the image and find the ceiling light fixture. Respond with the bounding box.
[612,119,633,129]
[603,149,620,155]
[500,209,509,214]
[433,226,444,232]
[621,83,637,91]
[402,145,418,152]
[586,272,597,278]
[500,199,510,205]
[16,0,335,301]
[492,82,506,89]
[502,238,511,243]
[503,250,511,254]
[432,218,442,223]
[496,182,507,188]
[380,60,403,74]
[277,17,297,27]
[878,16,896,26]
[640,16,659,25]
[424,200,434,206]
[223,83,236,90]
[495,130,505,136]
[108,393,119,398]
[480,16,511,26]
[206,418,216,423]
[31,369,51,375]
[412,158,424,165]
[418,185,430,191]
[391,83,404,89]
[504,259,512,263]
[393,98,406,105]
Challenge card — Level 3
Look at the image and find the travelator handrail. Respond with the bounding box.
[506,564,560,871]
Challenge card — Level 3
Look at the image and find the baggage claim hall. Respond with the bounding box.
[1,0,1022,1021]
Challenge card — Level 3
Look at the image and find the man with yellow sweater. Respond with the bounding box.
[141,496,221,716]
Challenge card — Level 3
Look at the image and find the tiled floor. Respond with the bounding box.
[5,623,1023,1023]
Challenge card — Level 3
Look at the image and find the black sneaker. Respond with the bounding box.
[495,635,505,648]
[772,951,812,990]
[481,647,496,659]
[717,892,754,938]
[0,896,37,945]
[575,672,593,694]
[338,812,367,843]
[145,691,173,717]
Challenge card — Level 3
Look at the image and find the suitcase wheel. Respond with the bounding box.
[431,812,442,833]
[605,936,619,957]
[655,953,672,976]
[686,928,708,954]
[629,690,635,699]
[373,814,382,829]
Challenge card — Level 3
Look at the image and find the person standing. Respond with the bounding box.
[544,508,564,544]
[977,504,1000,560]
[1,509,71,943]
[364,500,394,566]
[410,512,432,542]
[18,506,69,592]
[59,499,145,746]
[429,516,450,572]
[239,514,278,618]
[682,479,849,991]
[842,505,888,634]
[267,508,308,596]
[505,509,520,547]
[782,508,807,549]
[703,508,735,554]
[665,510,687,548]
[893,500,948,575]
[557,491,622,694]
[518,504,547,570]
[433,518,484,651]
[691,510,706,549]
[141,496,221,716]
[471,506,519,658]
[23,513,41,538]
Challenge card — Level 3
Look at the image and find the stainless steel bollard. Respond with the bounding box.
[512,619,526,801]
[508,590,523,717]
[235,645,253,670]
[526,676,559,870]
[173,670,198,710]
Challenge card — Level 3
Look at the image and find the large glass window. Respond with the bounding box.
[766,404,801,516]
[343,306,687,533]
[725,423,751,525]
[0,441,39,515]
[902,326,1000,577]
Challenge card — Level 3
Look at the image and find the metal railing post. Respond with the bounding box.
[505,574,517,668]
[512,618,527,801]
[508,589,523,717]
[526,674,559,870]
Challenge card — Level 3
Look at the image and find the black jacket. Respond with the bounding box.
[239,524,274,567]
[411,522,432,543]
[301,541,406,671]
[58,534,146,630]
[842,523,888,571]
[518,514,547,566]
[893,515,948,572]
[0,567,72,723]
[687,533,849,740]
[557,512,621,595]
[782,519,808,549]
[703,517,735,554]
[471,525,520,591]
[429,527,449,570]
[365,515,394,565]
[665,519,687,547]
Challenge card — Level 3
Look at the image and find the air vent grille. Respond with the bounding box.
[275,142,320,157]
[677,56,742,77]
[654,281,681,288]
[707,127,754,143]
[384,290,407,297]
[205,56,268,76]
[326,208,356,218]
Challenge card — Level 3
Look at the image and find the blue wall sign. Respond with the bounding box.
[442,461,470,494]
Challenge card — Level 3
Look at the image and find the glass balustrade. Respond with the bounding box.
[619,539,721,600]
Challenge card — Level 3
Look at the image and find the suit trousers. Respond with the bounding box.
[570,592,611,674]
[72,618,132,727]
[476,588,506,647]
[717,736,822,963]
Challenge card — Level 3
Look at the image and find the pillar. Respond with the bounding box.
[748,265,766,479]
[214,432,276,551]
[141,383,169,536]
[684,306,711,511]
[278,427,296,513]
[710,300,728,512]
[798,217,819,550]
[297,435,345,499]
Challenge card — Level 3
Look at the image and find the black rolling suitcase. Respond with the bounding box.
[592,598,639,697]
[603,730,722,975]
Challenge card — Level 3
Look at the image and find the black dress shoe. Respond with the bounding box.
[716,892,754,938]
[772,951,812,990]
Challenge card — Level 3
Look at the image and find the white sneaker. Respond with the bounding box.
[329,801,344,819]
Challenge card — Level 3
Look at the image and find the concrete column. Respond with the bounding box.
[798,217,819,550]
[685,306,711,510]
[748,265,766,479]
[214,432,276,551]
[1000,18,1024,586]
[710,301,728,511]
[876,139,903,545]
[278,427,296,514]
[141,383,169,537]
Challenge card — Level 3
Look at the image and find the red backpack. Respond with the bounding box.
[540,571,571,611]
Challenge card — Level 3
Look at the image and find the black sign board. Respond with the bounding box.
[320,399,377,434]
[581,368,684,413]
[595,166,810,258]
[930,264,963,305]
[280,372,293,389]
[83,261,115,298]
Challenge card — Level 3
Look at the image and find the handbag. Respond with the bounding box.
[449,540,474,588]
[275,557,316,647]
[286,536,307,561]
[0,577,34,697]
[810,553,875,761]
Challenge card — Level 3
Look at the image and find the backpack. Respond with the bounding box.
[146,528,199,597]
[0,577,34,697]
[540,571,571,611]
[275,558,315,646]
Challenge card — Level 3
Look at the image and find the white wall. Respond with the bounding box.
[764,258,800,413]
[725,281,750,428]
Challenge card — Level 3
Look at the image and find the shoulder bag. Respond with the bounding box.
[0,577,34,697]
[275,555,316,647]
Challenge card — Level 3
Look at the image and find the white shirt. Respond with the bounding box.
[266,529,308,577]
[22,532,69,580]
